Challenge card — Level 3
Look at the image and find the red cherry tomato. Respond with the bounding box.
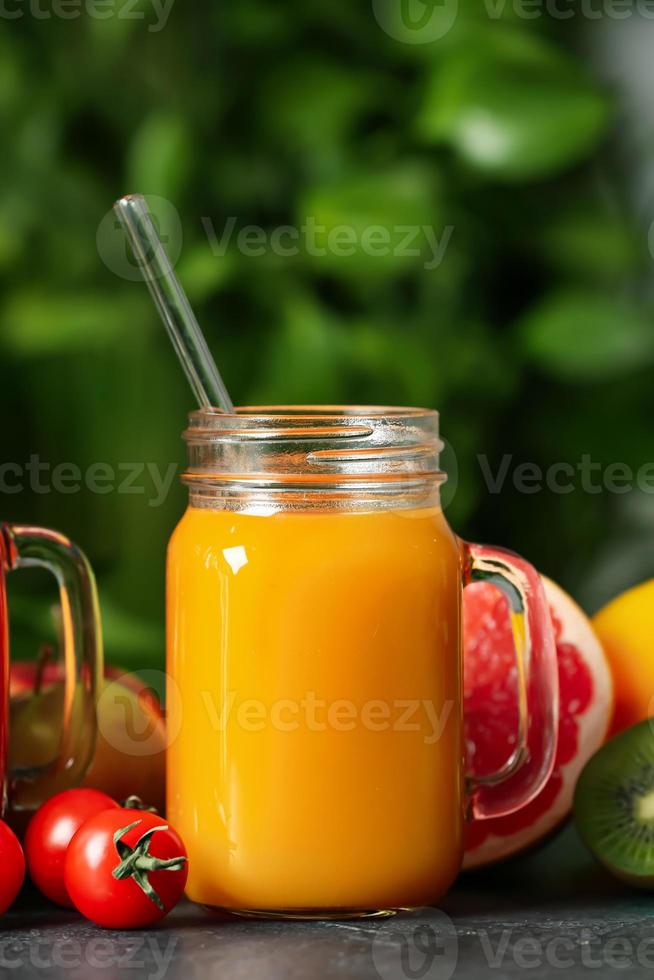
[64,808,188,929]
[25,788,118,906]
[0,821,25,913]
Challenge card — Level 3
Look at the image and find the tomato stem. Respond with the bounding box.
[121,795,158,813]
[112,820,187,910]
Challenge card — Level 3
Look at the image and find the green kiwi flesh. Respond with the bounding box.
[574,718,654,888]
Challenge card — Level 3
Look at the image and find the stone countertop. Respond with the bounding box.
[2,827,653,980]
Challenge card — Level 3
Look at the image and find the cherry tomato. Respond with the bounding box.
[0,821,25,913]
[65,808,188,929]
[25,788,118,906]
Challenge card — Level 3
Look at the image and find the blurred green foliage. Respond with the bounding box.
[1,0,654,668]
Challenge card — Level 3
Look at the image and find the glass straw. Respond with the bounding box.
[114,194,234,413]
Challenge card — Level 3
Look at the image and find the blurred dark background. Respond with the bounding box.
[2,0,654,671]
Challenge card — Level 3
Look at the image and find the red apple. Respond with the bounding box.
[9,654,166,814]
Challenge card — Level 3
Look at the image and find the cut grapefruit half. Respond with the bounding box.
[463,575,613,869]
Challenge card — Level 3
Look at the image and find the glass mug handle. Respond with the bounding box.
[462,542,559,820]
[1,523,102,811]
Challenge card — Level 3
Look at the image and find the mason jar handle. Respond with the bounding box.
[462,542,558,820]
[1,524,102,810]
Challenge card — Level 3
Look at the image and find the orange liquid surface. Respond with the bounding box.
[166,504,464,912]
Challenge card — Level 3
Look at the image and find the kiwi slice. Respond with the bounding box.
[575,718,654,887]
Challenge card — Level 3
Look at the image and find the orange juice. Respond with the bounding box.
[166,503,463,913]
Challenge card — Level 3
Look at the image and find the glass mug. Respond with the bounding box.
[167,407,558,917]
[0,523,101,819]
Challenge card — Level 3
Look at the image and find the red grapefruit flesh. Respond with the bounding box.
[463,575,613,869]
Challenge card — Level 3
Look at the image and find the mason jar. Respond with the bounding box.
[166,406,557,918]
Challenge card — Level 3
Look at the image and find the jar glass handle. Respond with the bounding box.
[1,523,102,812]
[462,542,559,820]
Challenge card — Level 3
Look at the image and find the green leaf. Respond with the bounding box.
[127,113,191,201]
[258,57,385,164]
[0,39,22,115]
[256,293,348,403]
[95,598,163,666]
[219,2,291,45]
[89,0,162,44]
[0,292,149,355]
[418,46,609,180]
[298,162,442,279]
[176,245,234,304]
[517,291,654,380]
[539,208,640,283]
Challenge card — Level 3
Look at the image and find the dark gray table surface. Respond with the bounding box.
[2,826,653,980]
